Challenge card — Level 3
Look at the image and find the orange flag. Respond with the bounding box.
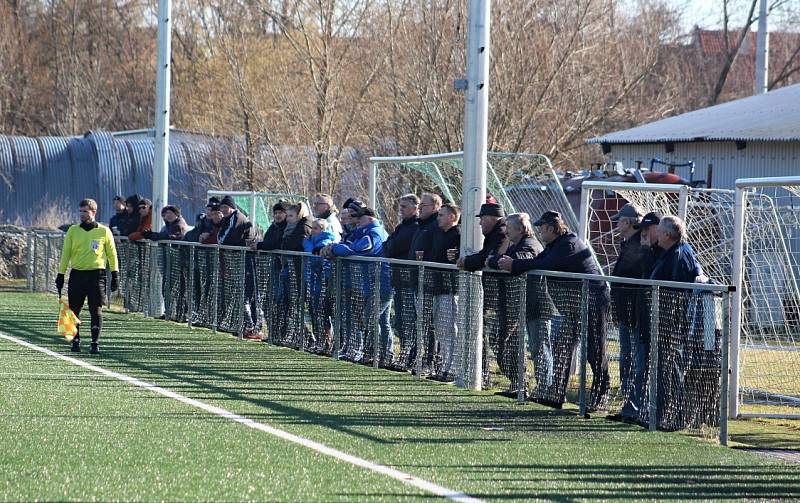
[56,298,80,341]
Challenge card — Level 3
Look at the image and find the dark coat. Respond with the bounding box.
[487,236,556,320]
[256,220,287,251]
[148,217,188,241]
[219,210,256,247]
[611,230,644,327]
[462,218,506,272]
[428,225,460,295]
[649,241,703,284]
[280,217,312,252]
[384,215,419,288]
[109,211,132,236]
[184,214,214,242]
[408,212,439,260]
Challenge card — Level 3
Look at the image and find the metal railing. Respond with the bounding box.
[13,230,733,444]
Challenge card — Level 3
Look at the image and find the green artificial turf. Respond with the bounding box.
[1,291,799,502]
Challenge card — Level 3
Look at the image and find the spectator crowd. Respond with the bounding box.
[106,189,719,431]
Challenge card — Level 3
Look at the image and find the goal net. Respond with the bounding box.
[733,178,800,418]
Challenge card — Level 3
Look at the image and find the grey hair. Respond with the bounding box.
[658,215,686,241]
[400,193,420,206]
[506,212,534,237]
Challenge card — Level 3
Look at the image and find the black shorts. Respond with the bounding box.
[67,269,107,314]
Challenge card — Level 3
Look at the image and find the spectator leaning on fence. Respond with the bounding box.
[109,196,128,236]
[255,201,288,251]
[304,218,337,354]
[312,193,343,242]
[648,215,706,430]
[123,194,142,236]
[185,197,219,242]
[409,193,442,261]
[56,198,119,355]
[458,203,520,395]
[498,211,611,411]
[486,212,556,399]
[128,199,153,241]
[383,194,420,367]
[144,205,188,241]
[199,205,224,244]
[217,195,256,247]
[427,203,461,382]
[608,203,645,404]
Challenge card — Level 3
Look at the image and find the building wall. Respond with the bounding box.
[604,140,800,189]
[0,131,218,227]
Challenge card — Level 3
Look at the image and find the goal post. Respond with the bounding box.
[732,176,800,419]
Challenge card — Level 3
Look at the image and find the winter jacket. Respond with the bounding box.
[383,215,419,288]
[109,211,132,236]
[611,230,644,327]
[148,217,188,241]
[280,217,312,252]
[331,219,390,296]
[256,220,287,251]
[462,219,506,272]
[427,225,460,295]
[128,209,153,242]
[488,235,556,321]
[408,212,439,260]
[184,214,214,242]
[218,210,256,247]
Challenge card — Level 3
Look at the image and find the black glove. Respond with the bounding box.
[142,230,157,240]
[55,273,64,293]
[110,271,119,292]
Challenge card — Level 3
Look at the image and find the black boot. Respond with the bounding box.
[89,342,99,355]
[90,325,100,355]
[70,337,80,353]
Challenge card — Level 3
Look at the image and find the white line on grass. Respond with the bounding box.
[0,332,483,503]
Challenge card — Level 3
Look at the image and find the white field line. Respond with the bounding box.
[0,332,483,503]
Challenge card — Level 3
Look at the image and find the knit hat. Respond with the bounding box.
[272,201,288,213]
[206,196,220,208]
[161,205,181,217]
[220,195,236,209]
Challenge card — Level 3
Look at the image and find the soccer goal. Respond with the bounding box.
[368,152,578,235]
[732,176,800,419]
[206,191,308,235]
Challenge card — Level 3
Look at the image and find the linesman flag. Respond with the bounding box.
[57,298,80,341]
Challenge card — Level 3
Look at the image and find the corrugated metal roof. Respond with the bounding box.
[587,83,800,144]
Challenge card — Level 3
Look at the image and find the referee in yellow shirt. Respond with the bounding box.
[56,198,119,354]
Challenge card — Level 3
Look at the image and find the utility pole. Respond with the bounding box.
[755,0,769,94]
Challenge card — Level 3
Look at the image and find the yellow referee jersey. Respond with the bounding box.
[58,223,119,274]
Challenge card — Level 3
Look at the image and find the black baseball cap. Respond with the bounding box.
[634,212,661,229]
[610,203,643,221]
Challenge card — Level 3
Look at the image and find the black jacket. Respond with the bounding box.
[109,211,132,236]
[408,212,439,260]
[462,219,506,272]
[611,230,644,326]
[487,236,556,320]
[257,220,287,251]
[384,216,419,259]
[428,225,460,295]
[219,211,256,247]
[511,232,601,276]
[184,214,214,242]
[280,217,312,252]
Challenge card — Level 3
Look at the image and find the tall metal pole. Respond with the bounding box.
[152,0,172,224]
[461,0,490,391]
[755,0,769,94]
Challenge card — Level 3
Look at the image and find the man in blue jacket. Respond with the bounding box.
[327,206,392,365]
[499,211,610,411]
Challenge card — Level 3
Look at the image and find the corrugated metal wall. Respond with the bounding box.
[605,140,800,189]
[0,131,213,226]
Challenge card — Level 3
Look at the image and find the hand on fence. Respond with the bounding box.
[110,271,119,292]
[497,255,514,271]
[55,273,64,294]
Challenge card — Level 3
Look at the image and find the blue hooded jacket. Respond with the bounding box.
[303,229,337,295]
[331,219,391,296]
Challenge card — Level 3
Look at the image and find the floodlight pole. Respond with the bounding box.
[152,0,172,223]
[461,0,490,390]
[755,0,769,94]
[149,0,172,319]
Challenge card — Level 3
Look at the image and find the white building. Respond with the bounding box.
[586,84,800,190]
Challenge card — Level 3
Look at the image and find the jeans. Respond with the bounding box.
[526,318,554,397]
[621,336,649,420]
[618,323,638,399]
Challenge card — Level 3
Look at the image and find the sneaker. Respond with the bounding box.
[89,342,99,355]
[243,330,263,341]
[70,338,81,353]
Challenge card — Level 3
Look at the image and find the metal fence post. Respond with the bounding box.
[44,235,51,293]
[26,232,33,291]
[298,254,306,350]
[187,245,194,328]
[517,275,527,404]
[579,279,589,417]
[238,248,247,340]
[648,286,660,432]
[332,259,342,359]
[212,247,220,333]
[373,260,381,368]
[415,264,425,380]
[164,243,173,318]
[720,291,730,446]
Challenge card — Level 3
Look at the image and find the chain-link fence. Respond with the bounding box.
[10,230,734,442]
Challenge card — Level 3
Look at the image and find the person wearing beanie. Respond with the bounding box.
[144,205,188,241]
[109,196,130,236]
[256,201,289,251]
[123,194,143,235]
[217,195,256,246]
